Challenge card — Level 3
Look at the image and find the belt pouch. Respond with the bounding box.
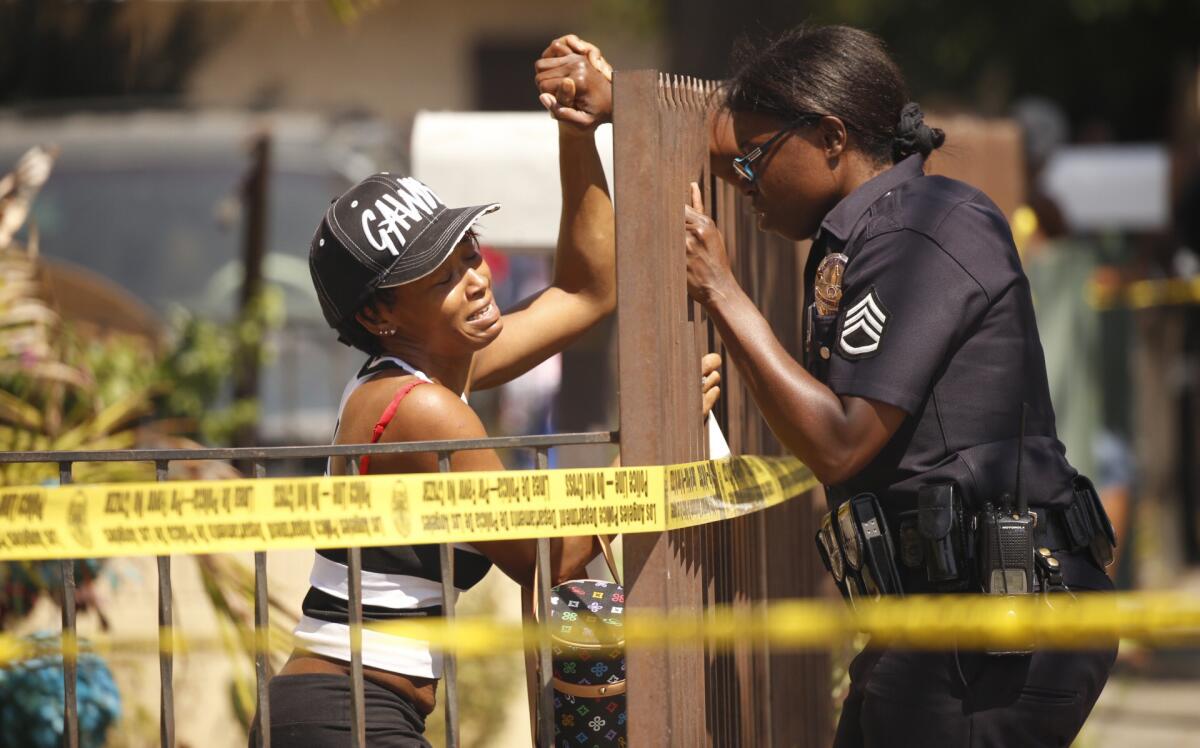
[917,483,963,584]
[816,511,853,602]
[1072,475,1117,567]
[848,494,904,596]
[836,502,869,597]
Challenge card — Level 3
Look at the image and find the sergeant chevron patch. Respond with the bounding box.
[838,287,889,359]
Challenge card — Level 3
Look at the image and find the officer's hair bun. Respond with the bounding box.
[892,102,946,161]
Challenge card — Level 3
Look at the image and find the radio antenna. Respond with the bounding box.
[1015,402,1028,516]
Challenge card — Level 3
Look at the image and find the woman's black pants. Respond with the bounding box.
[248,673,431,748]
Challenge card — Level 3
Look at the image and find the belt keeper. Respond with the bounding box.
[1035,547,1066,592]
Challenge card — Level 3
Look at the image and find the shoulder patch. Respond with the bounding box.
[837,287,889,359]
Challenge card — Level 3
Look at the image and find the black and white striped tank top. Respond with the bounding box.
[292,355,494,678]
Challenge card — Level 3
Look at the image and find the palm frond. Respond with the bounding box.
[54,390,155,448]
[0,145,56,247]
[0,389,42,430]
[0,359,93,391]
[192,553,300,731]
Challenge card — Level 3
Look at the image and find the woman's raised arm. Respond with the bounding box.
[471,36,615,390]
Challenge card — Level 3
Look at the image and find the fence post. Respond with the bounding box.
[58,462,79,748]
[155,459,175,748]
[252,459,271,748]
[437,452,460,748]
[533,447,555,748]
[614,70,710,746]
[613,70,831,745]
[345,456,367,748]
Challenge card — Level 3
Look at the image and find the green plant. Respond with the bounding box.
[0,144,290,746]
[156,287,283,446]
[0,148,156,487]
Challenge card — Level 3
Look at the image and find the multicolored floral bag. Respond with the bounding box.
[550,577,626,747]
[526,537,625,748]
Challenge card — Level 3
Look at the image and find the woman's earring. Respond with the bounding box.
[379,327,397,337]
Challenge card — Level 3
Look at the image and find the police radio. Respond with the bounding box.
[980,404,1036,597]
[979,494,1035,596]
[978,404,1038,655]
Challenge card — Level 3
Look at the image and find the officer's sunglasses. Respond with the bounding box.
[731,113,826,184]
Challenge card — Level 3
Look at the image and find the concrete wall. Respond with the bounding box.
[162,0,664,120]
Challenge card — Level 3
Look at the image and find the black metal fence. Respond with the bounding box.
[0,431,616,748]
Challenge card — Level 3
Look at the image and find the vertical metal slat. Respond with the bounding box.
[346,455,367,748]
[253,460,271,748]
[534,448,555,748]
[155,460,175,748]
[437,451,460,748]
[59,462,79,748]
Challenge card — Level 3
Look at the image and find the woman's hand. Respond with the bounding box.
[684,182,736,305]
[534,34,613,132]
[469,35,615,391]
[701,351,722,417]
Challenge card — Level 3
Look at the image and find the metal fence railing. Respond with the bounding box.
[0,431,616,748]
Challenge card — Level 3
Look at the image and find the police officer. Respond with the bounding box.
[683,25,1117,747]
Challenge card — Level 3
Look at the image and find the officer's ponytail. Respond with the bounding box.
[726,25,945,165]
[892,102,946,161]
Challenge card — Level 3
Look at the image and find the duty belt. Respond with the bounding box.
[816,475,1116,601]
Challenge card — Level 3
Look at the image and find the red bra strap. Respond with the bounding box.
[359,380,427,475]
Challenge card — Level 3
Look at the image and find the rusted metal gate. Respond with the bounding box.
[614,70,830,747]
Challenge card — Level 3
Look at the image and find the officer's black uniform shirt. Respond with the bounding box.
[803,154,1109,589]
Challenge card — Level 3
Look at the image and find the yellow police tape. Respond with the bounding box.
[1,593,1197,666]
[0,455,819,561]
[1088,275,1200,310]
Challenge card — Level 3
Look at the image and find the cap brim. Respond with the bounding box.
[376,203,501,288]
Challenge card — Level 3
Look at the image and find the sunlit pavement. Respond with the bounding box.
[1085,668,1200,748]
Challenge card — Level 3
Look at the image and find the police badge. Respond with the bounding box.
[814,253,849,316]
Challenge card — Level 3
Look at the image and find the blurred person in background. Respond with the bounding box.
[1019,192,1134,577]
[672,24,1117,748]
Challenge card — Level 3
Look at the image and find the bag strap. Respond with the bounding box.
[357,380,426,475]
[597,535,621,586]
[529,536,620,623]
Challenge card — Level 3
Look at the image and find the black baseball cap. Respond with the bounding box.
[309,172,500,338]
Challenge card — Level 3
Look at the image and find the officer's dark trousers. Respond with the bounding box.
[833,642,1117,748]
